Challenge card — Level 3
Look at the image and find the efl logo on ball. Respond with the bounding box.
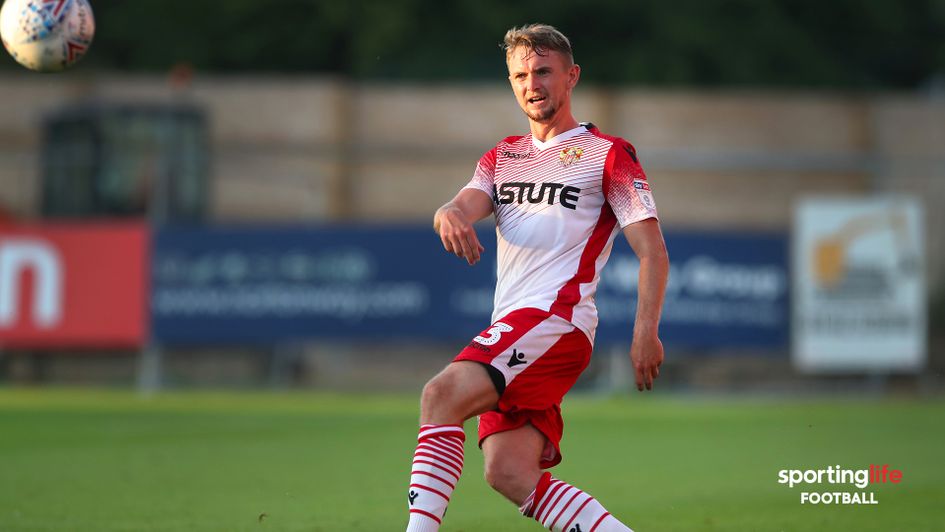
[0,0,94,72]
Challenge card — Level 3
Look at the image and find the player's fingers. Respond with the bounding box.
[464,230,482,264]
[441,234,455,255]
[447,239,461,257]
[443,226,469,260]
[469,235,482,264]
[642,362,655,390]
[634,366,645,392]
[457,234,475,265]
[463,237,479,265]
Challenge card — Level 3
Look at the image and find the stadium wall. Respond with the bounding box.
[0,76,942,288]
[1,77,941,278]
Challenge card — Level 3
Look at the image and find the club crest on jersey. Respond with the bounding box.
[559,147,584,167]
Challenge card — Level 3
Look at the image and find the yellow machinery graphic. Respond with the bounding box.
[812,209,915,290]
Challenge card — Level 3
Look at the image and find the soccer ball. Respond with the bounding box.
[0,0,94,72]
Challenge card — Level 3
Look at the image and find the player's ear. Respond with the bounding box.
[569,63,581,88]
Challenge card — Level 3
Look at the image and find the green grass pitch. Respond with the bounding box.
[0,389,942,531]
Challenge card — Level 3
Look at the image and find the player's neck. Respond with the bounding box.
[529,113,579,143]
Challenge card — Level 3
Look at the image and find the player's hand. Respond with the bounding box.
[435,203,484,265]
[629,330,663,392]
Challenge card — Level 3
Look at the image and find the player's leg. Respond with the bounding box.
[420,360,499,425]
[405,307,555,531]
[405,361,498,532]
[482,421,634,532]
[474,316,633,531]
[521,472,634,532]
[482,422,545,504]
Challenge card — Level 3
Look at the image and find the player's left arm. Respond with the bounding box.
[603,137,669,392]
[623,218,669,391]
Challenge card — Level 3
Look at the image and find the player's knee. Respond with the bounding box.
[420,362,497,424]
[484,461,517,497]
[484,457,534,501]
[421,375,448,406]
[420,373,457,420]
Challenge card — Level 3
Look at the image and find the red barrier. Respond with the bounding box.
[0,222,149,349]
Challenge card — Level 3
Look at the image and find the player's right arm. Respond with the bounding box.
[434,188,492,266]
[435,146,498,265]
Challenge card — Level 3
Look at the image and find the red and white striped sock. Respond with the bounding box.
[405,424,466,532]
[519,472,633,532]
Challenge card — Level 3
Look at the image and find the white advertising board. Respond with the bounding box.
[793,197,925,372]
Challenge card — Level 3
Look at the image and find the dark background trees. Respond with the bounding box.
[3,0,944,89]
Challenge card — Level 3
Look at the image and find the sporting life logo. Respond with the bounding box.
[777,464,903,505]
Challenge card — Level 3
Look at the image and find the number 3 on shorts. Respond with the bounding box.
[474,322,513,346]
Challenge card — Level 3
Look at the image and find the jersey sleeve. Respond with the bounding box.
[463,147,497,199]
[603,139,658,228]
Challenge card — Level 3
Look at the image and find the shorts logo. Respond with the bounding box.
[474,322,513,346]
[559,146,584,167]
[569,525,583,532]
[408,490,419,505]
[507,348,527,368]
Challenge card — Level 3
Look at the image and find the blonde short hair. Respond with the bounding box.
[503,24,573,64]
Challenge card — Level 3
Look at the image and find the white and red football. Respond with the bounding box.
[0,0,94,72]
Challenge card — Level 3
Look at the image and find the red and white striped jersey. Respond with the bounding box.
[464,124,658,342]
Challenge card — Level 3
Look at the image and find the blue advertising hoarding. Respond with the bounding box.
[597,231,788,348]
[152,225,788,349]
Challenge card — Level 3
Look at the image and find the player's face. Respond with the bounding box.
[507,46,579,123]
